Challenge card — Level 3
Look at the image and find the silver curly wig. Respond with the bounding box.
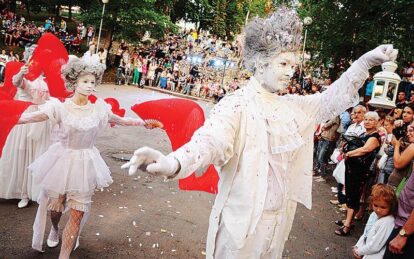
[243,7,303,73]
[61,55,106,90]
[23,44,37,62]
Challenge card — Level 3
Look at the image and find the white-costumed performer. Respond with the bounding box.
[122,8,398,259]
[17,55,153,259]
[0,45,52,208]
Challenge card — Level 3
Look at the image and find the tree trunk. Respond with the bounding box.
[68,1,72,19]
[24,0,31,20]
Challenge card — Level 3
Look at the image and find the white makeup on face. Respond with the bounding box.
[255,52,298,93]
[75,73,96,96]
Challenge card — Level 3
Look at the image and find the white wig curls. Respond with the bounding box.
[62,54,106,90]
[243,7,303,72]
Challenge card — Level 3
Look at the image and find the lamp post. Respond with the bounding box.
[96,0,109,54]
[300,16,312,86]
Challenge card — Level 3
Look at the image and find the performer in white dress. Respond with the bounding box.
[122,8,398,259]
[17,55,153,259]
[0,45,52,208]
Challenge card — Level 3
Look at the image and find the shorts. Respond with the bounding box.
[46,190,93,212]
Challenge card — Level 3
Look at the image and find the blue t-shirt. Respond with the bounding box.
[365,81,374,96]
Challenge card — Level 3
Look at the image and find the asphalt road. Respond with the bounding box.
[0,84,361,258]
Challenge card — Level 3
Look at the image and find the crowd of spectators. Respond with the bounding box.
[312,59,414,257]
[0,8,96,81]
[108,30,245,102]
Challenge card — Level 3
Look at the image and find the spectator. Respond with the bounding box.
[0,49,9,81]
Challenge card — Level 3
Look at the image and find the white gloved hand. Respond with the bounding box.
[359,44,398,70]
[121,147,180,177]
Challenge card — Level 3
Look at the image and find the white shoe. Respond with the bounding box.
[47,227,59,248]
[17,198,29,208]
[74,236,80,250]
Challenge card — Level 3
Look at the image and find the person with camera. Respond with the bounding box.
[335,112,382,236]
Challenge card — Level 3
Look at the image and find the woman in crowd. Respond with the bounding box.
[335,111,382,236]
[378,116,396,184]
[147,59,157,87]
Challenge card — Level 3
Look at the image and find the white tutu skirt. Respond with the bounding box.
[28,142,113,195]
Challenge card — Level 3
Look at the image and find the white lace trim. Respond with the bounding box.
[61,99,111,131]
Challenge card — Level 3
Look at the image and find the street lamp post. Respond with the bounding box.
[299,16,312,86]
[221,58,228,87]
[96,0,109,54]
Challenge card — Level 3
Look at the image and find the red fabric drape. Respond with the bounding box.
[0,100,32,157]
[25,33,71,99]
[131,98,218,194]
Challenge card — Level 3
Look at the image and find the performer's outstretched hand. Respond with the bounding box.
[359,44,398,70]
[121,147,180,177]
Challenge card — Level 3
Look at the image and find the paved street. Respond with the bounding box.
[0,84,361,258]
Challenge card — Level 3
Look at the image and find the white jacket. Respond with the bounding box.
[355,214,395,259]
[171,60,369,258]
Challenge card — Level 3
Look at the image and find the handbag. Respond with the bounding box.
[377,154,388,170]
[333,160,345,185]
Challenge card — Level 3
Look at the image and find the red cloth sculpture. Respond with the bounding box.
[131,98,219,194]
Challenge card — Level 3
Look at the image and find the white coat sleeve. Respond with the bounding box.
[287,60,369,124]
[170,94,242,180]
[357,217,395,256]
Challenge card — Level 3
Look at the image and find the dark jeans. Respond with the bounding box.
[316,138,336,175]
[384,227,414,259]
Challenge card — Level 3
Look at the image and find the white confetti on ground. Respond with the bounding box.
[133,221,137,227]
[96,233,100,236]
[146,232,151,236]
[98,215,104,218]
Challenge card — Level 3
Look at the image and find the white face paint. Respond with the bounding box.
[75,73,96,96]
[255,52,298,93]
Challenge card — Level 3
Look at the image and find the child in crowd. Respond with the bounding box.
[353,184,396,259]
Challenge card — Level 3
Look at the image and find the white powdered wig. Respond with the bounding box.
[243,7,303,72]
[62,54,106,90]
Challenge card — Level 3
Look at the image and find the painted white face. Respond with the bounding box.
[255,52,298,93]
[75,73,96,96]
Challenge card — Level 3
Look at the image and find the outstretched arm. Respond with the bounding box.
[108,113,145,126]
[122,95,242,178]
[18,110,49,124]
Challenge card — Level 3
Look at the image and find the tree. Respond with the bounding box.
[297,0,414,74]
[80,0,177,48]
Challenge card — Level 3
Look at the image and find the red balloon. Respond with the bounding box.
[131,98,219,194]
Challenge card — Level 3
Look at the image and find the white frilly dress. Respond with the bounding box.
[0,76,52,200]
[29,98,114,195]
[31,98,115,251]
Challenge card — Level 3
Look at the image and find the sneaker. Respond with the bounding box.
[328,160,336,165]
[17,198,29,208]
[47,227,59,248]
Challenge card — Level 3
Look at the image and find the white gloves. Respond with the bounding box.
[359,44,398,70]
[121,147,180,177]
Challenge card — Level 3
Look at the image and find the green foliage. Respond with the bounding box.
[298,0,414,67]
[80,0,177,43]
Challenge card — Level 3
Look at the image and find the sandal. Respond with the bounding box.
[335,225,351,236]
[334,220,355,228]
